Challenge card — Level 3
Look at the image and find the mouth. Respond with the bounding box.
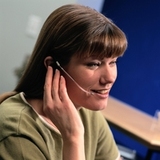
[91,89,109,95]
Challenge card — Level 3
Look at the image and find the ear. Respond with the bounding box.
[44,56,53,68]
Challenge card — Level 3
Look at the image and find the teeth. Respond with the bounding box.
[93,90,108,94]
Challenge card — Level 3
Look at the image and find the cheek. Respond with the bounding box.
[63,72,92,103]
[63,74,82,94]
[64,77,86,107]
[66,69,93,87]
[114,68,118,82]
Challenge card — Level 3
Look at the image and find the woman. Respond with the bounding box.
[0,4,127,160]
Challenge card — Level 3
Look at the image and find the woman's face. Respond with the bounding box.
[62,55,118,110]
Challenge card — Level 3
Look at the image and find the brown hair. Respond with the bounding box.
[14,4,127,99]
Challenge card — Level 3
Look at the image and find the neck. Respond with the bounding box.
[26,98,59,132]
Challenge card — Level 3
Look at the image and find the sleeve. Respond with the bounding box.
[95,112,120,160]
[0,136,49,160]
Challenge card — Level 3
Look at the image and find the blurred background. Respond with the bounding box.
[0,0,104,94]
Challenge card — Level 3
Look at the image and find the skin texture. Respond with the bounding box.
[43,67,85,160]
[63,55,118,110]
[38,55,119,160]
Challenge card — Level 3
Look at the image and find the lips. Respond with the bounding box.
[91,89,109,94]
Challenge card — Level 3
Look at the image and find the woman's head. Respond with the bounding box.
[15,4,127,98]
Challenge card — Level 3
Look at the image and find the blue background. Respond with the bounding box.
[101,0,160,159]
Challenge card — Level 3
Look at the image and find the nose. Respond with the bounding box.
[99,65,117,85]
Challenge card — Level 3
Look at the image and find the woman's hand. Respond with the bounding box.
[43,66,84,140]
[43,66,85,160]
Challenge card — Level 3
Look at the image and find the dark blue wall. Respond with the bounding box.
[101,0,160,159]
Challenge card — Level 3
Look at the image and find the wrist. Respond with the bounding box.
[63,133,84,144]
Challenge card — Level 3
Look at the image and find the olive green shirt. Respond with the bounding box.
[0,93,120,160]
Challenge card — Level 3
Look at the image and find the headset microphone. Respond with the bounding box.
[56,61,94,96]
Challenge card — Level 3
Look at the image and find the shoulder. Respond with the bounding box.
[0,93,28,124]
[0,93,32,120]
[0,93,39,140]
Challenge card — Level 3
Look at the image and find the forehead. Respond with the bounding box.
[73,36,126,61]
[69,52,109,64]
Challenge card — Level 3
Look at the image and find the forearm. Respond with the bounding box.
[63,136,85,160]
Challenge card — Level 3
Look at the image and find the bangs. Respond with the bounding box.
[76,24,127,60]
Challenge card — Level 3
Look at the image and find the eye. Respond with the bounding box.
[86,62,101,69]
[87,62,100,67]
[109,59,118,66]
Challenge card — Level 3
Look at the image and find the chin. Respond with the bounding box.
[92,100,108,111]
[86,103,107,111]
[94,105,106,111]
[73,96,108,111]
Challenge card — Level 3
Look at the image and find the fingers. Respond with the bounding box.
[43,67,83,137]
[52,69,61,100]
[44,66,70,106]
[59,75,70,102]
[44,67,62,102]
[44,66,53,103]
